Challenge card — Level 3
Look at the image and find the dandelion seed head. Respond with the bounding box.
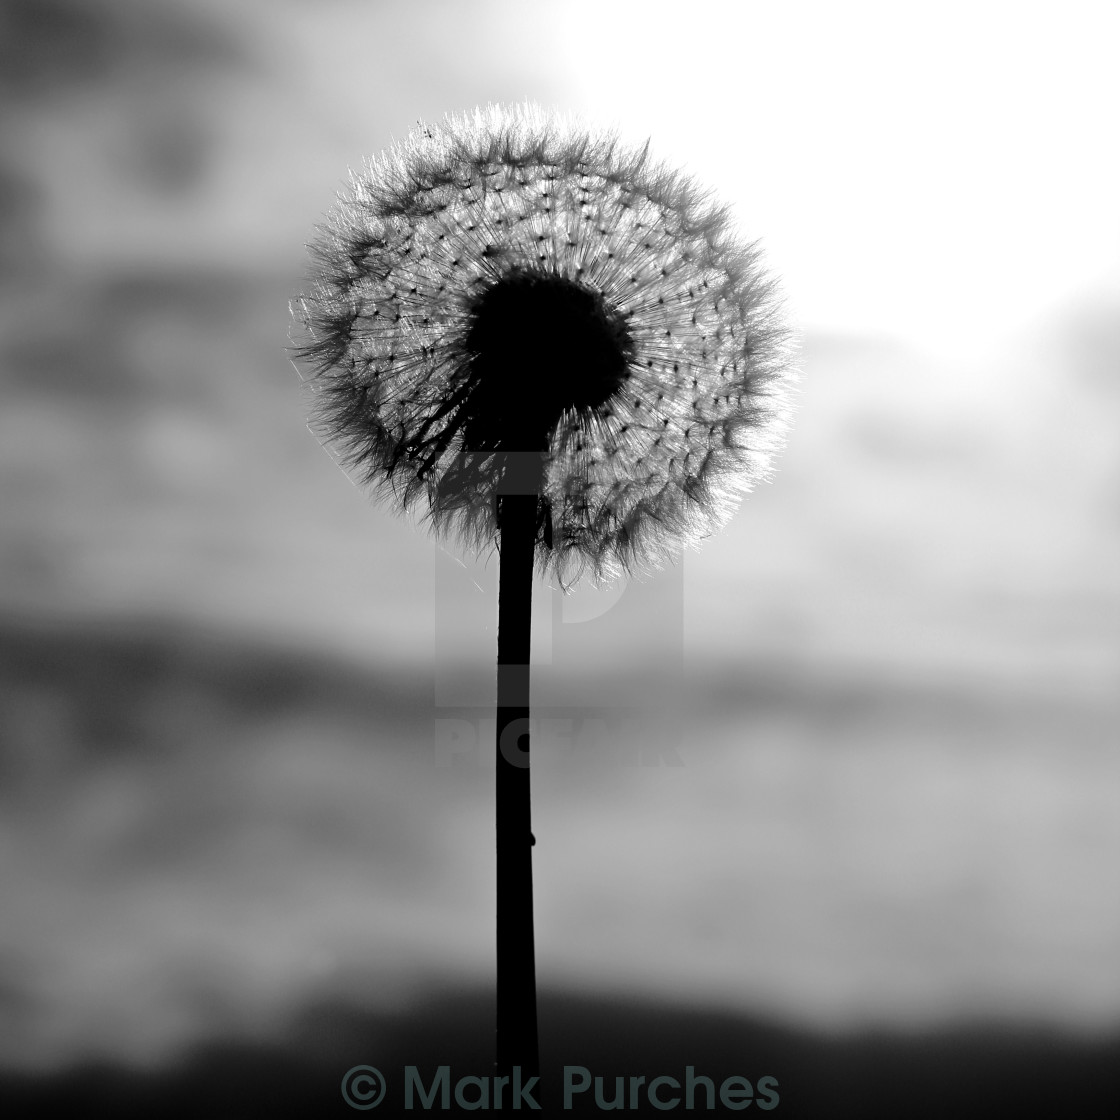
[293,104,796,583]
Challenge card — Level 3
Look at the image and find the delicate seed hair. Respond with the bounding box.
[293,103,796,584]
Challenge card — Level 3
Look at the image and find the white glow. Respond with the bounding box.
[548,0,1120,352]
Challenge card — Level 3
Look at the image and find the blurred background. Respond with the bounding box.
[1,0,1117,1115]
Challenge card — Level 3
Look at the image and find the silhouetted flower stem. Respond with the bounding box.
[293,103,795,1089]
[494,485,540,1078]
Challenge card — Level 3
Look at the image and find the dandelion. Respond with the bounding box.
[295,104,792,584]
[292,103,795,1084]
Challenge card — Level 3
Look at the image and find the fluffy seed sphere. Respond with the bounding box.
[294,104,795,582]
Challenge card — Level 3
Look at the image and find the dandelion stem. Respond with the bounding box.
[296,104,794,1091]
[495,485,540,1081]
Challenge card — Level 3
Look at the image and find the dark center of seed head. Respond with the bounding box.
[460,271,633,453]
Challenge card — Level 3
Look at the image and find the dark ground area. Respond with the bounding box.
[3,986,1118,1117]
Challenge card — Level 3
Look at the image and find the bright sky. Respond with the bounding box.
[543,0,1120,352]
[267,0,1118,359]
